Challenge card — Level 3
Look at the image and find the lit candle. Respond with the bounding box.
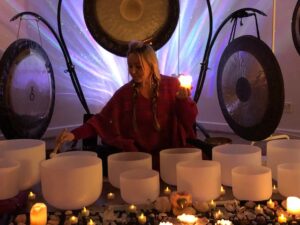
[163,186,171,195]
[214,209,223,220]
[159,222,174,225]
[273,184,278,194]
[177,213,198,224]
[255,204,263,214]
[267,199,275,209]
[81,207,90,217]
[287,196,300,215]
[30,203,47,225]
[209,200,216,209]
[87,219,95,225]
[278,214,287,223]
[107,192,115,200]
[128,204,137,213]
[178,74,192,89]
[215,219,233,225]
[220,186,226,196]
[69,215,78,224]
[137,213,147,224]
[28,191,36,200]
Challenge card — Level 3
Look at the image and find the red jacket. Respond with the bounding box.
[72,75,198,155]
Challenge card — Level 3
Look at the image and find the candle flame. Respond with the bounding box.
[178,75,192,89]
[177,213,198,223]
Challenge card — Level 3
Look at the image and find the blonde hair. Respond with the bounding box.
[127,41,161,131]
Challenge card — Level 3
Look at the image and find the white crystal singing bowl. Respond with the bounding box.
[232,165,272,201]
[177,160,221,201]
[267,139,300,180]
[120,169,160,205]
[54,151,97,158]
[212,144,261,186]
[277,163,300,197]
[0,158,20,200]
[108,152,152,188]
[0,139,45,190]
[41,155,102,210]
[160,148,202,185]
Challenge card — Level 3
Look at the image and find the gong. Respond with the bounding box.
[83,0,179,57]
[0,39,55,139]
[217,35,284,141]
[292,0,300,55]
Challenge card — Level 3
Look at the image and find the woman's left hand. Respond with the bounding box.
[176,86,191,99]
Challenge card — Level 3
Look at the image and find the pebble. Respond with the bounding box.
[65,210,73,216]
[15,214,26,224]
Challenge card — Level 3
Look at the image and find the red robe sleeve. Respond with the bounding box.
[71,89,139,152]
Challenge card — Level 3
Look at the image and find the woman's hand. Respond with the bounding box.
[53,129,75,154]
[176,86,191,99]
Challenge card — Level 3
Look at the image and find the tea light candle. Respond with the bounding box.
[164,186,171,195]
[159,222,174,225]
[215,219,233,225]
[137,213,147,224]
[209,200,216,209]
[81,207,90,217]
[267,199,275,209]
[30,203,47,225]
[28,191,36,200]
[278,214,287,223]
[87,219,95,225]
[128,204,137,213]
[69,215,78,224]
[273,184,278,194]
[107,192,115,200]
[255,204,263,214]
[177,213,198,224]
[214,209,224,220]
[220,186,226,196]
[287,196,300,215]
[178,75,192,89]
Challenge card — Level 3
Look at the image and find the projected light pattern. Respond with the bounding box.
[2,0,270,112]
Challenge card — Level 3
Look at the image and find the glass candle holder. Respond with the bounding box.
[212,144,261,186]
[232,165,272,201]
[160,148,202,185]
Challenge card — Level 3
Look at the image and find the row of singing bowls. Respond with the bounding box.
[0,139,45,191]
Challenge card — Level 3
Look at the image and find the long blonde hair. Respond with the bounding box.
[127,41,161,131]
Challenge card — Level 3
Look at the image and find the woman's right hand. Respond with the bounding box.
[53,129,75,154]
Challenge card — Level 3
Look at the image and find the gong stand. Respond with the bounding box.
[192,0,266,138]
[10,0,91,115]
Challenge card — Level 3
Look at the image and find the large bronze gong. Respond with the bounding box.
[292,0,300,55]
[0,39,55,139]
[83,0,179,56]
[217,35,284,141]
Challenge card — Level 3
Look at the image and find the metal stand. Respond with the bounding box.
[192,0,266,138]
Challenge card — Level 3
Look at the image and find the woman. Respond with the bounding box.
[55,41,198,171]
